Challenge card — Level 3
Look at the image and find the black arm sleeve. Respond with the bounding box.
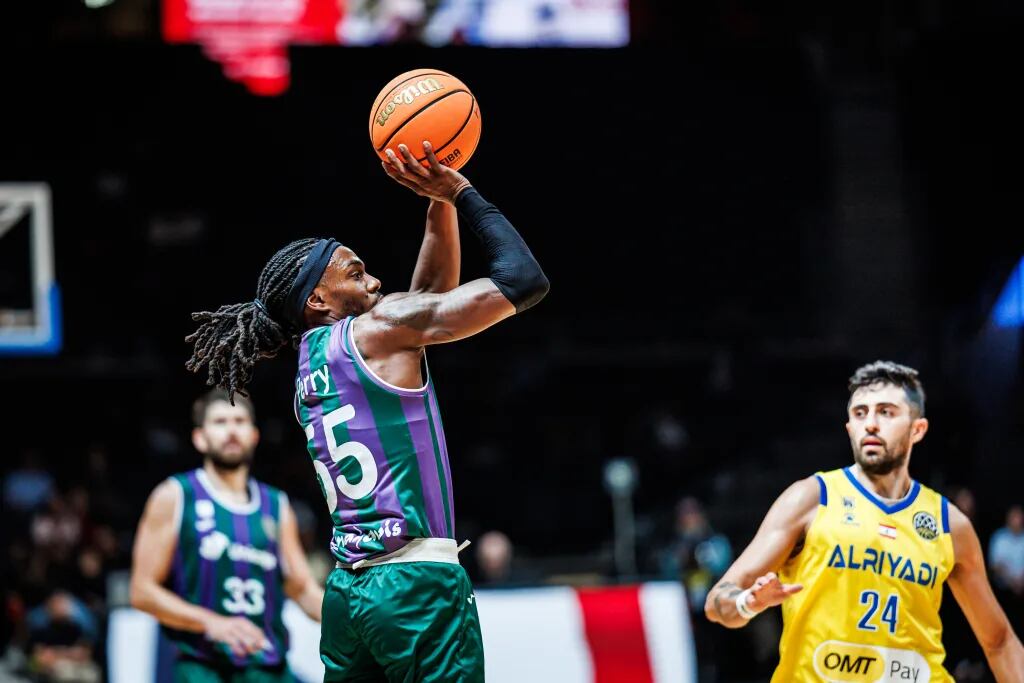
[454,186,550,313]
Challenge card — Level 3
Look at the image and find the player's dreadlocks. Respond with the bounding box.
[186,238,318,400]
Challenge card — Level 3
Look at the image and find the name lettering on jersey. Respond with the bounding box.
[814,642,930,682]
[198,531,278,571]
[826,545,939,589]
[339,520,403,549]
[296,364,331,400]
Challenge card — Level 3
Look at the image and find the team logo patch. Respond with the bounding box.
[199,531,231,561]
[913,511,939,540]
[262,515,277,541]
[195,499,215,518]
[842,496,858,524]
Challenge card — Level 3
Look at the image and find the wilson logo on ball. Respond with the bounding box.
[376,79,445,127]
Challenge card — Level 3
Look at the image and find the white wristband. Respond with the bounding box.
[735,588,760,620]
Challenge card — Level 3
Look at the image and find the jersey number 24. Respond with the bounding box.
[858,590,899,634]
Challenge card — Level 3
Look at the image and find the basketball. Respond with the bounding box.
[369,69,482,171]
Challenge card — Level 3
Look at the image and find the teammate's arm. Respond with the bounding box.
[947,504,1024,682]
[408,198,461,294]
[129,480,269,656]
[279,498,324,622]
[704,477,818,628]
[366,141,549,350]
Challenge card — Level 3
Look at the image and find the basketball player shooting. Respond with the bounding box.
[185,140,549,681]
[705,361,1024,681]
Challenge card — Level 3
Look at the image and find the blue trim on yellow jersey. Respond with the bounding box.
[842,467,921,514]
[941,496,950,533]
[815,474,827,505]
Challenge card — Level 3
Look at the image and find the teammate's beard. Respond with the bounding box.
[207,447,254,471]
[852,432,911,476]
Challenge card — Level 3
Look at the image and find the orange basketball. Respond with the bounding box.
[369,69,481,171]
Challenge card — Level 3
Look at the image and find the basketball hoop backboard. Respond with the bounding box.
[0,183,61,355]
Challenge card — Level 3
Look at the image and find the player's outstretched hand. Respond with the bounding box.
[204,614,271,657]
[382,141,472,204]
[746,572,803,611]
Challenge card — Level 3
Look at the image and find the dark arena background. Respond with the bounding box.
[1,2,1023,682]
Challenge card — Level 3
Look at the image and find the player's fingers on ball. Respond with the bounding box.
[398,144,428,176]
[385,148,406,174]
[423,141,444,172]
[383,163,412,184]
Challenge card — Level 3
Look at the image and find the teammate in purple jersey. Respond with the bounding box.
[185,141,549,681]
[131,389,324,683]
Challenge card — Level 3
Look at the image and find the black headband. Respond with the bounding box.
[283,238,341,330]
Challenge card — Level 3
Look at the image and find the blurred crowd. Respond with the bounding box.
[2,447,127,682]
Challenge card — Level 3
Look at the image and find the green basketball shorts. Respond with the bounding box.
[321,559,484,682]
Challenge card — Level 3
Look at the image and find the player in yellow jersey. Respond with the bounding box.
[705,361,1024,682]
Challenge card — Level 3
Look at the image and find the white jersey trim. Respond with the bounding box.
[336,537,460,569]
[347,317,429,396]
[195,469,262,515]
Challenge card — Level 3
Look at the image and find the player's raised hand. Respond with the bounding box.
[382,142,472,204]
[204,614,271,657]
[746,572,803,611]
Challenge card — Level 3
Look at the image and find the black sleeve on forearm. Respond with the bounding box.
[454,186,550,313]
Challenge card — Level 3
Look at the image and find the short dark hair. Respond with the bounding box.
[848,360,926,417]
[192,388,256,428]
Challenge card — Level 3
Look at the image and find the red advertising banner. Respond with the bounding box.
[163,0,342,95]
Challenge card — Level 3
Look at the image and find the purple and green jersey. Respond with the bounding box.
[294,316,456,565]
[165,469,288,668]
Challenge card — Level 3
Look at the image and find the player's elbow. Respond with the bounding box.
[489,251,549,314]
[980,623,1015,656]
[129,576,153,612]
[522,269,550,311]
[507,267,549,314]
